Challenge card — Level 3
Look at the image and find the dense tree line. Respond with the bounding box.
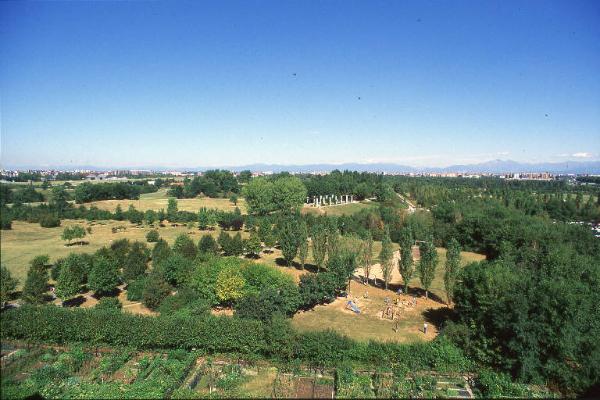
[74,181,157,203]
[167,170,239,198]
[0,184,45,205]
[447,244,600,395]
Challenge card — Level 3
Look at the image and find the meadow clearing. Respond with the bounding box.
[291,248,485,344]
[88,188,247,213]
[0,219,228,286]
[1,204,485,345]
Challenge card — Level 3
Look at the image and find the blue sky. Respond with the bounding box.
[1,0,599,168]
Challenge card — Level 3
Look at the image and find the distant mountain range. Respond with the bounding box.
[217,160,600,174]
[3,160,600,174]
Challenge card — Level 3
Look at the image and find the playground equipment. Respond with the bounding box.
[346,300,361,314]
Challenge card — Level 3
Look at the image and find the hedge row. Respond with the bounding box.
[1,305,265,355]
[1,305,472,373]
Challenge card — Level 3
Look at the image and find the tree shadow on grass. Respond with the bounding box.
[275,257,291,267]
[91,287,122,300]
[422,307,456,331]
[244,254,261,260]
[298,263,320,273]
[274,258,320,273]
[64,241,90,247]
[62,296,86,307]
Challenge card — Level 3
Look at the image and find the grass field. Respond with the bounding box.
[1,216,485,345]
[86,188,247,213]
[0,219,232,287]
[291,248,485,344]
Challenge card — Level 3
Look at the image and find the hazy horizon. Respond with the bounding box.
[1,1,599,167]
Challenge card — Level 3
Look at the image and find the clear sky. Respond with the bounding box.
[1,0,599,168]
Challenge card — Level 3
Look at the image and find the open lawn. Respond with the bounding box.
[87,188,247,213]
[292,248,485,344]
[0,219,232,288]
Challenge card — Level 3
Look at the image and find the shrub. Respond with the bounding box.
[39,214,61,228]
[173,234,197,259]
[96,297,122,311]
[126,278,147,301]
[146,229,160,243]
[157,288,210,316]
[142,274,172,310]
[151,239,172,265]
[1,211,12,230]
[155,254,193,287]
[198,234,219,254]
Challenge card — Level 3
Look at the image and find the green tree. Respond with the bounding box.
[358,232,374,282]
[114,204,124,221]
[0,266,18,306]
[55,261,82,304]
[279,219,300,266]
[152,239,172,265]
[127,204,143,224]
[272,176,307,214]
[218,231,232,254]
[418,238,438,299]
[61,253,90,286]
[155,254,192,286]
[146,229,159,242]
[61,225,86,246]
[197,207,211,230]
[245,229,262,257]
[398,228,414,293]
[216,266,245,304]
[311,224,328,271]
[144,209,157,225]
[1,210,12,230]
[258,219,276,251]
[379,229,394,290]
[173,233,197,259]
[49,186,70,214]
[198,234,219,254]
[142,273,172,310]
[167,197,178,221]
[123,241,148,282]
[326,227,340,259]
[298,222,309,269]
[229,194,238,205]
[238,170,252,183]
[243,177,275,215]
[230,232,244,256]
[22,255,49,304]
[444,238,461,305]
[88,257,120,296]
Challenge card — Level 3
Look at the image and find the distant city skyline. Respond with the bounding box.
[1,1,599,167]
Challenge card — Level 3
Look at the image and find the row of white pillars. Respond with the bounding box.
[305,194,354,207]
